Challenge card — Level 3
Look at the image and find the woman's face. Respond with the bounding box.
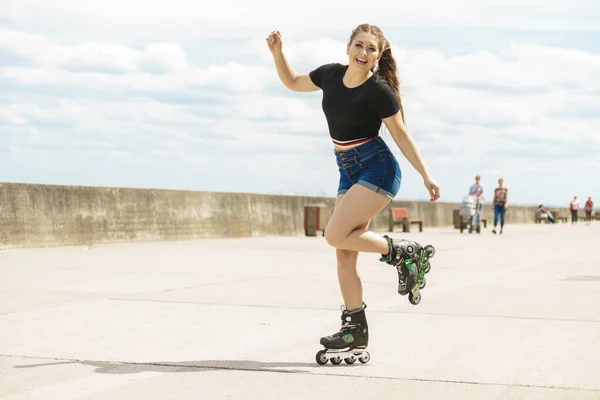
[347,32,381,71]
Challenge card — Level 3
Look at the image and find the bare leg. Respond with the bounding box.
[324,185,392,255]
[327,186,393,311]
[333,194,372,311]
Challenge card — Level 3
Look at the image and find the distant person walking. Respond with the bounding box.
[468,175,485,233]
[569,196,579,224]
[492,178,508,234]
[584,197,594,225]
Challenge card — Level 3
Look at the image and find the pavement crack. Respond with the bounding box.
[103,298,600,324]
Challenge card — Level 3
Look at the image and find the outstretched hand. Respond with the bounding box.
[266,30,283,54]
[424,176,440,202]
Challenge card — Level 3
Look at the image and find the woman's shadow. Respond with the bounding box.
[13,358,348,375]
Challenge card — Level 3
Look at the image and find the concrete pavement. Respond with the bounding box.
[1,222,600,399]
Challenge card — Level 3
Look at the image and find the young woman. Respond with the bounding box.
[584,196,594,225]
[492,178,508,234]
[266,24,440,360]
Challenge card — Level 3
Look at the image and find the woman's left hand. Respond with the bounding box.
[424,176,440,202]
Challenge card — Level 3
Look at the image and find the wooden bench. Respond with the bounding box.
[389,207,423,232]
[555,212,568,223]
[535,211,550,224]
[535,210,567,223]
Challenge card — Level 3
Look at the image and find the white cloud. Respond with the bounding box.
[0,29,189,74]
[0,29,276,94]
[4,0,600,46]
[0,100,90,128]
[2,20,599,205]
[395,43,600,92]
[140,43,189,73]
[213,95,322,125]
[196,63,276,93]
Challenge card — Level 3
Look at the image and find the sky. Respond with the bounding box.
[1,0,599,207]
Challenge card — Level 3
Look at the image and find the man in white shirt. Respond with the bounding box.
[468,175,485,233]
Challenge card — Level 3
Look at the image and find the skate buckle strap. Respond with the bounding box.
[379,235,393,262]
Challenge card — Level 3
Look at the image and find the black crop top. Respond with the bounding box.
[309,63,400,146]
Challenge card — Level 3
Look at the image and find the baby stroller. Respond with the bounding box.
[458,195,481,233]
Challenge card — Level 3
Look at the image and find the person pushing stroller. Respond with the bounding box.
[468,175,485,233]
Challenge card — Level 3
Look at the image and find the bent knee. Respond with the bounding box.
[324,227,346,248]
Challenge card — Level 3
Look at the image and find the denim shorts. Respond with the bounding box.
[334,137,402,200]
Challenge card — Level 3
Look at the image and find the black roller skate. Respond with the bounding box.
[380,235,436,305]
[315,303,370,366]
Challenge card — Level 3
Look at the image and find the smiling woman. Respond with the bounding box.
[266,23,440,365]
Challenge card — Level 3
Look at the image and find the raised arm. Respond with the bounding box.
[266,30,319,93]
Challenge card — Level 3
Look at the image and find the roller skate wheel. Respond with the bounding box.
[424,245,435,258]
[344,357,356,364]
[409,292,421,305]
[419,276,426,289]
[330,356,342,365]
[358,352,370,364]
[316,349,328,365]
[423,262,431,274]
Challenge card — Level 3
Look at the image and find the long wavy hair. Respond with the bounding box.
[349,24,405,124]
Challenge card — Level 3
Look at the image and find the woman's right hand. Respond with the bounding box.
[266,30,283,55]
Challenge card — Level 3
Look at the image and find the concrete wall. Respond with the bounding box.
[0,182,570,249]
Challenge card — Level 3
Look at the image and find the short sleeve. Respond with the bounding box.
[374,82,400,119]
[309,63,340,89]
